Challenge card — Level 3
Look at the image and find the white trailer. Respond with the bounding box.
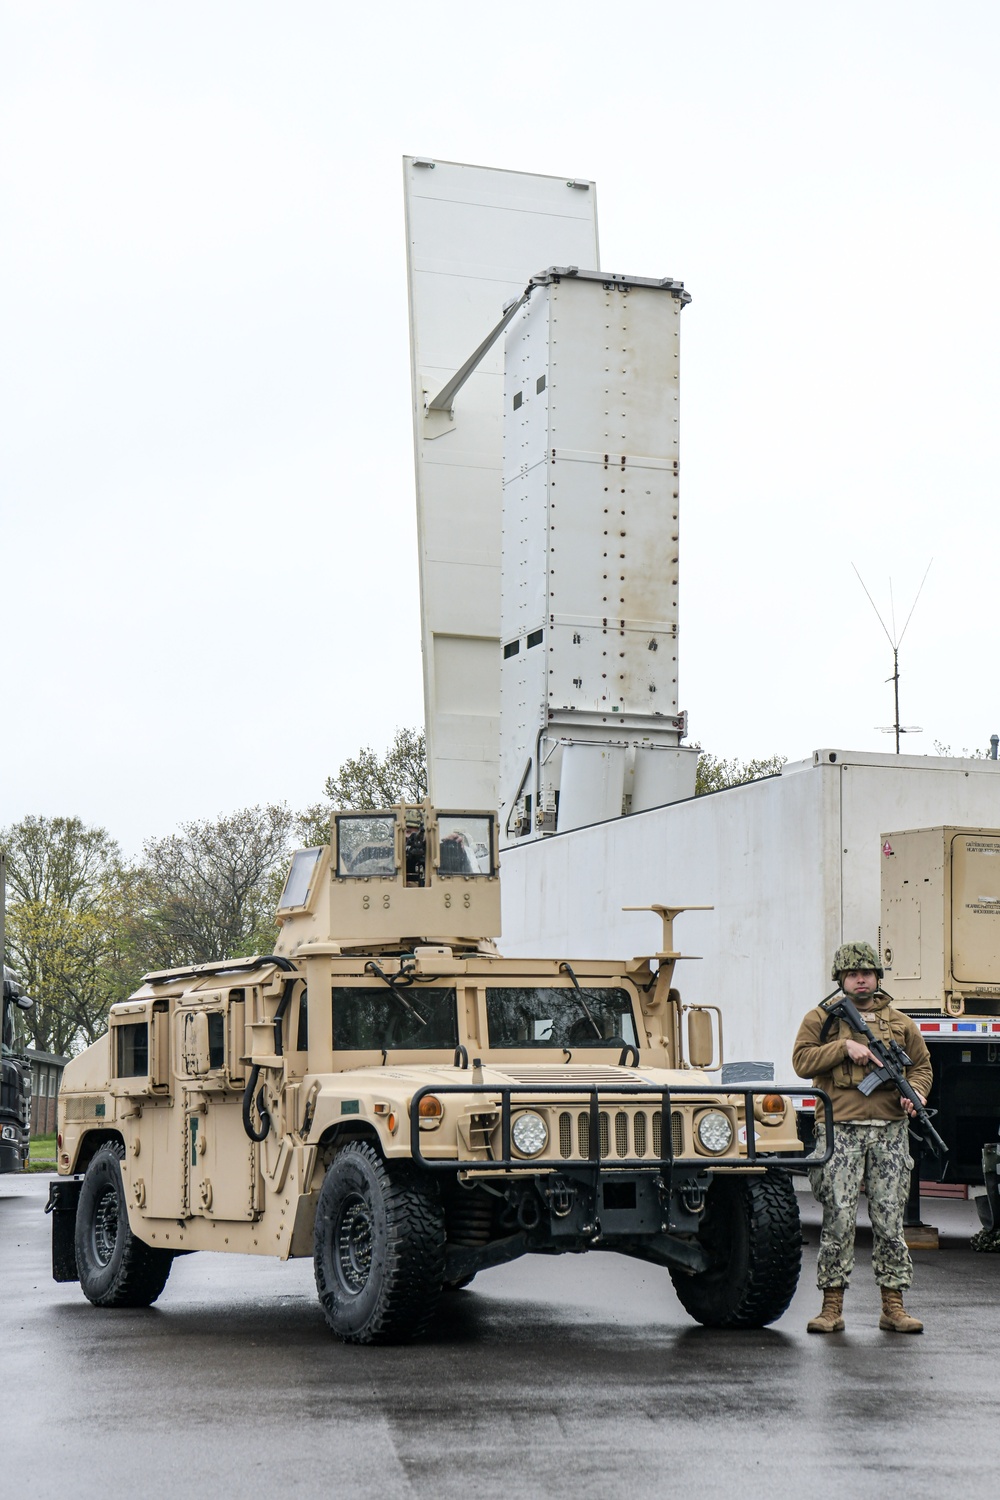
[499,746,1000,1079]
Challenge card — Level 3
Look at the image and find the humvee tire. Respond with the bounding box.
[313,1141,446,1344]
[75,1143,174,1308]
[669,1170,801,1328]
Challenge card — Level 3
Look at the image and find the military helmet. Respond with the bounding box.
[831,940,883,981]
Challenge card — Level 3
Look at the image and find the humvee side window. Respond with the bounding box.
[116,1022,149,1077]
[485,987,639,1049]
[296,988,309,1051]
[207,1012,225,1070]
[279,847,323,909]
[336,815,397,878]
[332,987,457,1050]
[437,814,494,876]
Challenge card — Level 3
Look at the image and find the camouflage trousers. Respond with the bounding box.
[808,1118,914,1290]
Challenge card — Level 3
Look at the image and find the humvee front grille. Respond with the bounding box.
[560,1107,681,1163]
[652,1109,684,1158]
[634,1111,647,1157]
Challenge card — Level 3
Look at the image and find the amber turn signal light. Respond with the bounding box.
[418,1095,443,1118]
[756,1093,787,1124]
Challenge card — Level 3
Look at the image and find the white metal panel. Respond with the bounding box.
[500,751,1000,1080]
[558,743,627,832]
[404,158,599,808]
[631,745,698,812]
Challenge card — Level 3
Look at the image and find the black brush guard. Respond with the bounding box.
[409,1082,833,1173]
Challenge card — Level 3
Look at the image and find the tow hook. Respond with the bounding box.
[541,1175,576,1218]
[680,1183,706,1216]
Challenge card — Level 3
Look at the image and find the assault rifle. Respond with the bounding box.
[820,989,948,1163]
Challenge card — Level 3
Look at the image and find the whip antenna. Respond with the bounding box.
[852,559,933,754]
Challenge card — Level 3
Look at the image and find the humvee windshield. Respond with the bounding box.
[336,816,397,878]
[485,987,639,1049]
[332,986,458,1051]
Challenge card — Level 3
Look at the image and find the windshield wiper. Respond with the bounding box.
[558,963,603,1041]
[364,960,428,1028]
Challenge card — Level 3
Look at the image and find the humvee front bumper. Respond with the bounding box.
[409,1082,833,1173]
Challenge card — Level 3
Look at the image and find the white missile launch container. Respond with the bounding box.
[499,268,696,841]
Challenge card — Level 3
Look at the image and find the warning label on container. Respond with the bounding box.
[965,841,1000,855]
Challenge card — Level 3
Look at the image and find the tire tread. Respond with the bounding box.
[77,1142,174,1308]
[670,1170,801,1329]
[314,1142,445,1345]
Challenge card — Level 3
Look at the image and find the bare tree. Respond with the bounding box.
[137,804,295,967]
[299,728,427,846]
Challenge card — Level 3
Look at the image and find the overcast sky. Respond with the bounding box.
[3,2,999,854]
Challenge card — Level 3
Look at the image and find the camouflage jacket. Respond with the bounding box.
[792,993,932,1122]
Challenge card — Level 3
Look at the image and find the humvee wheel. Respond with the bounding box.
[669,1170,801,1329]
[75,1143,174,1308]
[313,1141,446,1344]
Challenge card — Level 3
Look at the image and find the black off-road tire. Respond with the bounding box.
[669,1170,801,1329]
[75,1142,174,1308]
[314,1141,446,1344]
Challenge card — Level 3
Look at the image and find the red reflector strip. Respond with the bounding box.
[919,1023,940,1031]
[798,1097,816,1109]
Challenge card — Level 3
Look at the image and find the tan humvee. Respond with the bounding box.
[48,805,824,1343]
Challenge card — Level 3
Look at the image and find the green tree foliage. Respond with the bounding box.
[135,805,294,969]
[2,808,297,1055]
[299,728,427,846]
[694,749,787,795]
[1,816,138,1055]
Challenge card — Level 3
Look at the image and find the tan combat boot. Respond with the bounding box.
[879,1287,923,1333]
[807,1287,845,1333]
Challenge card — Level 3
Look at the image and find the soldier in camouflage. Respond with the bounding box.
[793,941,932,1335]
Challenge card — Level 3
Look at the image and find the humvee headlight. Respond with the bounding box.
[511,1111,548,1157]
[696,1110,734,1154]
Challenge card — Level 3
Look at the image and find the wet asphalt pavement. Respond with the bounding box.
[4,1174,1000,1499]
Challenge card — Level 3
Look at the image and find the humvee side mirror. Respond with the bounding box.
[183,1012,211,1075]
[687,1008,715,1069]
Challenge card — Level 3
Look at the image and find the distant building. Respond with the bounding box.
[27,1049,69,1135]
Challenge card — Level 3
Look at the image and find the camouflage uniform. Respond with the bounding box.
[794,942,931,1298]
[809,1115,914,1289]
